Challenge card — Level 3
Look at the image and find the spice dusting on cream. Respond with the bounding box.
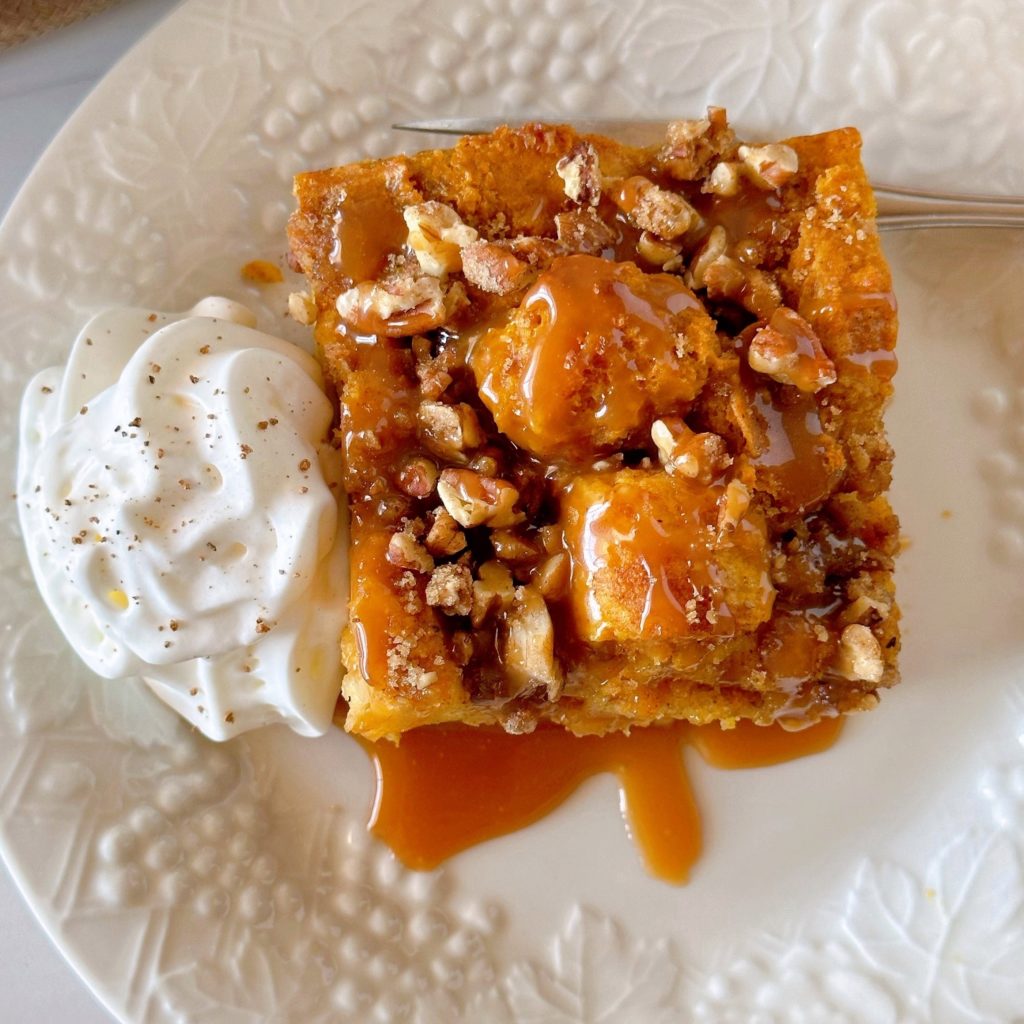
[17,298,347,740]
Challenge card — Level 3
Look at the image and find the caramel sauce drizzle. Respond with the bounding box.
[330,187,408,283]
[472,253,701,459]
[750,390,837,509]
[358,717,843,885]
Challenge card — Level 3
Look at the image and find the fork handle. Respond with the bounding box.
[874,184,1024,231]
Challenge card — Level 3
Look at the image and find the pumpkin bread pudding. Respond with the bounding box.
[287,111,899,741]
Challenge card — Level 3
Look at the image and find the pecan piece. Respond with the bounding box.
[717,479,752,533]
[658,106,736,181]
[687,225,728,289]
[499,586,563,701]
[737,143,799,190]
[651,417,732,485]
[460,240,532,295]
[424,507,467,557]
[703,161,742,197]
[386,520,434,574]
[507,235,568,267]
[702,255,781,319]
[335,265,449,337]
[636,231,683,271]
[555,141,602,206]
[413,335,460,400]
[387,534,434,574]
[287,290,316,325]
[437,469,524,529]
[403,201,478,277]
[613,176,699,240]
[394,455,438,498]
[471,560,515,627]
[747,307,837,393]
[417,401,484,461]
[490,528,541,565]
[533,551,570,600]
[834,624,884,683]
[554,208,617,255]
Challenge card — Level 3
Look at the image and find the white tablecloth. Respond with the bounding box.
[0,4,181,1019]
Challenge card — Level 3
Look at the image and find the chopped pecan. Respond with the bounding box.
[614,176,699,240]
[554,209,617,255]
[687,225,728,289]
[717,479,752,532]
[425,562,474,617]
[533,551,570,600]
[469,451,501,477]
[287,291,316,325]
[490,529,541,564]
[471,560,515,627]
[728,387,768,457]
[703,161,742,197]
[387,521,434,574]
[437,468,524,529]
[460,240,532,295]
[413,336,459,399]
[636,231,683,271]
[702,255,781,319]
[443,279,470,320]
[417,401,484,461]
[737,143,799,190]
[424,507,467,557]
[499,586,563,700]
[403,201,478,277]
[335,262,449,337]
[840,593,892,627]
[839,575,893,626]
[747,307,837,392]
[834,624,884,683]
[651,417,732,484]
[394,455,438,498]
[506,235,567,267]
[555,141,602,206]
[658,106,736,180]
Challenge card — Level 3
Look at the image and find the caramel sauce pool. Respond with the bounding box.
[355,718,842,884]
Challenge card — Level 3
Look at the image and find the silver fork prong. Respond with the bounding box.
[393,117,670,144]
[392,118,503,135]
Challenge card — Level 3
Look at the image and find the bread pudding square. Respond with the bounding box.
[288,112,900,740]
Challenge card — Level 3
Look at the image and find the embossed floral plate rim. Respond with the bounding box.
[3,0,1024,1021]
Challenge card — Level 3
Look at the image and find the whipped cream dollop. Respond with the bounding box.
[17,297,347,740]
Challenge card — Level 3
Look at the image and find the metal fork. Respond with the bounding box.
[393,118,1024,232]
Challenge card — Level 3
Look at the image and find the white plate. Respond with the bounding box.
[3,1,1024,1021]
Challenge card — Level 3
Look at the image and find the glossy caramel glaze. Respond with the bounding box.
[561,469,773,642]
[360,717,843,883]
[330,177,409,284]
[472,254,715,461]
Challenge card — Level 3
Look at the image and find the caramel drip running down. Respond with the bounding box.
[359,717,843,885]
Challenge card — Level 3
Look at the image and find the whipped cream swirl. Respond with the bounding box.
[17,298,347,740]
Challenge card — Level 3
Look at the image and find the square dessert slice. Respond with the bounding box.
[288,113,899,740]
